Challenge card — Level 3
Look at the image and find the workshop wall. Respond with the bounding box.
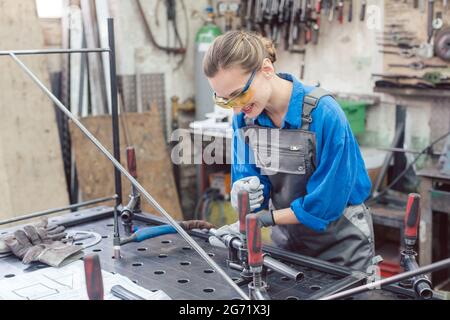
[111,0,448,158]
[0,0,69,219]
[110,0,395,148]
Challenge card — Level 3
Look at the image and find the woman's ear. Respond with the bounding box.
[261,58,275,76]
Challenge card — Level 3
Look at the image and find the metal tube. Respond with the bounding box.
[0,196,117,226]
[108,19,122,207]
[210,230,304,282]
[264,255,304,282]
[321,257,450,300]
[0,48,110,56]
[7,52,249,301]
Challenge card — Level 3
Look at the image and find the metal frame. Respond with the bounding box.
[0,18,249,300]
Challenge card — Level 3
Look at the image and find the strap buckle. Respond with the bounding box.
[302,114,313,123]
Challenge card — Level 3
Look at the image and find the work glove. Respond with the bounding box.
[179,220,216,231]
[208,211,275,248]
[230,176,265,212]
[3,218,84,267]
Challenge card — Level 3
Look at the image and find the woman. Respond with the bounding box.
[203,31,375,271]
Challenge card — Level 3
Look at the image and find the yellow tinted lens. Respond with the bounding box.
[231,89,253,108]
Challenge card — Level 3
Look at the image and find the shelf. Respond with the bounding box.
[374,86,450,99]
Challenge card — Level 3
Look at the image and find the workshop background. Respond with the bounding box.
[1,0,450,297]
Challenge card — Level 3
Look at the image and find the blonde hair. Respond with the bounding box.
[203,30,277,78]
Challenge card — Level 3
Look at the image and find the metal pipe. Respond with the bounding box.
[108,19,122,207]
[321,257,450,300]
[0,196,117,226]
[402,253,433,299]
[210,229,303,282]
[7,52,249,301]
[264,255,304,282]
[0,48,110,56]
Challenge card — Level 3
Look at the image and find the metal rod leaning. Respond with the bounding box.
[0,48,110,56]
[0,196,117,226]
[6,52,250,301]
[320,257,450,300]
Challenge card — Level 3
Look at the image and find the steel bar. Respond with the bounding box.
[0,196,117,226]
[321,257,450,300]
[7,52,249,301]
[0,48,109,56]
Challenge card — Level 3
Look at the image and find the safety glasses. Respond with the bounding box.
[213,69,256,109]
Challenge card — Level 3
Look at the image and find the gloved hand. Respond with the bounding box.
[179,220,216,231]
[230,176,265,212]
[3,218,83,267]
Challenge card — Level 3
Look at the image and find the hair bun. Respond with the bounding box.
[259,36,277,63]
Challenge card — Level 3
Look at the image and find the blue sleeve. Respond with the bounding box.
[231,114,271,212]
[290,98,361,232]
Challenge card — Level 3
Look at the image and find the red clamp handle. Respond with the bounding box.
[246,214,263,268]
[84,254,104,300]
[126,146,137,179]
[404,193,421,245]
[238,190,250,235]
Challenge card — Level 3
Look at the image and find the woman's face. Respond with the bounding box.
[207,64,272,119]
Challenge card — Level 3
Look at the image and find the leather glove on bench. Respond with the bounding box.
[3,218,84,267]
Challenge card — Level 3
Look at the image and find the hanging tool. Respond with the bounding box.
[427,0,435,42]
[359,0,366,21]
[246,214,270,300]
[136,0,187,69]
[399,194,433,299]
[348,0,353,22]
[388,61,448,70]
[237,190,253,283]
[380,43,434,59]
[337,0,344,24]
[84,253,104,300]
[372,71,449,84]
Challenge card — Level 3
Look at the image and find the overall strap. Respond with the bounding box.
[301,87,334,130]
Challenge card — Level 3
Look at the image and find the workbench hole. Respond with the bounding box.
[132,262,143,267]
[182,246,192,251]
[231,297,243,300]
[158,254,168,258]
[132,280,138,284]
[4,274,15,278]
[92,249,102,252]
[232,277,240,281]
[1,232,8,235]
[101,235,109,239]
[137,247,147,252]
[203,288,215,293]
[154,270,165,275]
[203,269,215,274]
[177,279,190,284]
[281,276,290,281]
[106,224,114,227]
[180,261,191,266]
[286,296,300,300]
[161,240,172,244]
[310,285,321,291]
[150,289,158,292]
[75,242,84,246]
[74,213,81,217]
[208,252,215,257]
